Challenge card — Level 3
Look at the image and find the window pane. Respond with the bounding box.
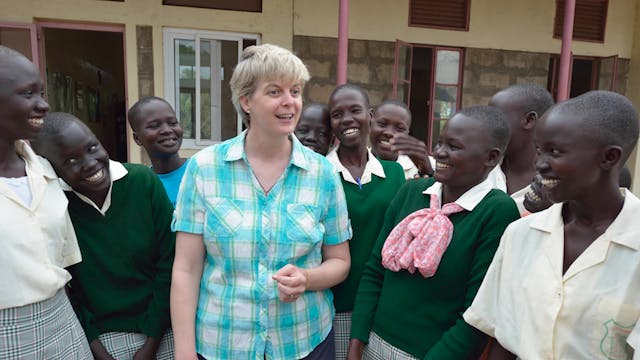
[176,39,195,139]
[598,56,616,91]
[396,44,411,82]
[221,40,239,140]
[199,39,212,140]
[435,50,459,84]
[431,85,457,151]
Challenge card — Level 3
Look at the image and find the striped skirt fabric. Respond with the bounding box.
[362,331,418,360]
[0,289,92,359]
[98,328,175,360]
[333,312,351,360]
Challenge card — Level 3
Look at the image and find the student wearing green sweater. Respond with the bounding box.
[347,106,519,360]
[32,112,175,360]
[327,84,406,359]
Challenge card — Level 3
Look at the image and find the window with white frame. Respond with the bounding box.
[163,28,259,148]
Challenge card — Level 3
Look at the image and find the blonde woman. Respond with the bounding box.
[170,44,352,360]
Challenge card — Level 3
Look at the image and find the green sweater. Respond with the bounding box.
[350,178,519,359]
[332,159,405,312]
[66,163,175,342]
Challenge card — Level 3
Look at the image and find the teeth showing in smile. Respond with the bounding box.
[276,114,294,120]
[540,178,559,188]
[85,169,104,184]
[525,188,541,202]
[342,128,359,137]
[159,138,177,145]
[436,161,451,169]
[28,118,43,126]
[379,138,390,145]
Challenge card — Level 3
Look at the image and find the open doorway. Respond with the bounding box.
[393,40,463,150]
[39,23,127,162]
[547,55,618,100]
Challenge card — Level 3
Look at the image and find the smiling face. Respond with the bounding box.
[240,78,303,138]
[43,120,111,204]
[294,105,332,155]
[534,110,602,204]
[0,55,49,142]
[370,103,411,160]
[433,113,496,200]
[329,87,372,150]
[132,99,183,157]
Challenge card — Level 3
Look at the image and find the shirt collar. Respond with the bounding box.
[530,189,640,251]
[15,140,58,180]
[224,130,310,171]
[396,154,416,171]
[60,160,127,216]
[326,147,386,185]
[422,176,493,211]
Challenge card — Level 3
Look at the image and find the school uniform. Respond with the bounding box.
[486,164,530,215]
[0,140,91,359]
[350,177,519,359]
[464,189,640,359]
[64,160,175,359]
[326,148,405,359]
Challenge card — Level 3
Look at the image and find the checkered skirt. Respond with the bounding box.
[333,312,351,360]
[98,329,174,359]
[0,289,92,359]
[363,332,418,360]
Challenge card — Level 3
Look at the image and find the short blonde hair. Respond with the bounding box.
[230,44,310,126]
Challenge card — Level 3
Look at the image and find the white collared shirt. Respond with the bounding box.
[0,141,82,309]
[486,164,530,215]
[422,176,493,211]
[326,147,386,185]
[60,160,128,216]
[464,189,640,359]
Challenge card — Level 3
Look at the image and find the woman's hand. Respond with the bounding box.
[273,264,309,302]
[346,339,366,360]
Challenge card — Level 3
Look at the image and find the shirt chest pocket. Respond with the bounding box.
[590,297,639,360]
[204,197,244,257]
[286,203,324,255]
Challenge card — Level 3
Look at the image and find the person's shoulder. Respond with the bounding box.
[397,176,433,194]
[123,162,159,181]
[379,158,405,178]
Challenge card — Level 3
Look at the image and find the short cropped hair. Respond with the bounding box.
[329,83,371,108]
[302,102,330,121]
[0,45,30,97]
[457,105,511,152]
[552,90,639,162]
[230,44,310,126]
[30,112,81,153]
[501,83,555,117]
[30,112,86,156]
[127,96,174,131]
[375,99,412,124]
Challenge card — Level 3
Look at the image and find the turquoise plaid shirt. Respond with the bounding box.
[172,131,352,360]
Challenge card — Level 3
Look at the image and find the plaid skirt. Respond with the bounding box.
[333,312,351,360]
[98,328,174,360]
[0,289,92,359]
[363,332,418,360]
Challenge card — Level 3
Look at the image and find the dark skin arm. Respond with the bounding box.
[390,134,434,176]
[89,340,116,360]
[133,337,161,360]
[347,339,365,360]
[485,340,517,360]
